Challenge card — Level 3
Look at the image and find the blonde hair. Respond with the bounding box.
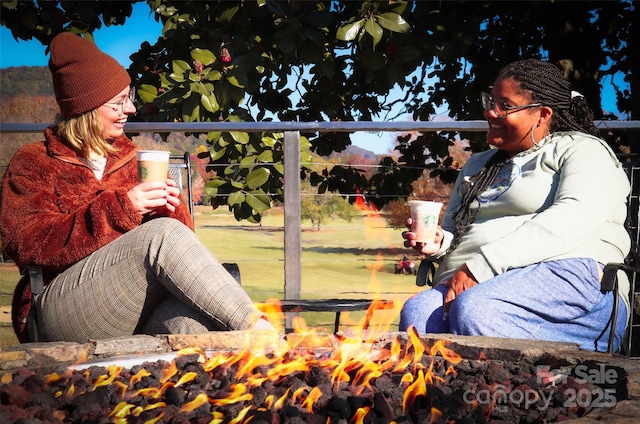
[53,109,117,157]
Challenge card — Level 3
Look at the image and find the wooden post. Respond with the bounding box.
[283,131,301,331]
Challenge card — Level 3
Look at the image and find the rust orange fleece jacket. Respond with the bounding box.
[0,128,193,342]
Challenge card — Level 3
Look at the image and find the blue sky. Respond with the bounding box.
[0,2,162,69]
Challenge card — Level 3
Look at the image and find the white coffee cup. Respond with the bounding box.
[136,150,170,183]
[409,200,443,243]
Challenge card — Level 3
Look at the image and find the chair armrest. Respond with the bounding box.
[602,262,636,293]
[416,259,436,287]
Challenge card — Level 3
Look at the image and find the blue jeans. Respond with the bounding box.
[399,258,627,352]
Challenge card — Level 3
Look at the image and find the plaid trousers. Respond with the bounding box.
[33,218,261,342]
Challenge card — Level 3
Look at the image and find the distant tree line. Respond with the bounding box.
[0,66,53,98]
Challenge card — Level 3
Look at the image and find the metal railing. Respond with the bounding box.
[2,120,639,304]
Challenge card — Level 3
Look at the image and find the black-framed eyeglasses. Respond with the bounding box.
[102,87,137,114]
[481,92,541,119]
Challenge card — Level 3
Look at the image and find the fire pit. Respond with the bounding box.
[1,328,636,423]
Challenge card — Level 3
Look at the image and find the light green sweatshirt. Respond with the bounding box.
[430,131,631,316]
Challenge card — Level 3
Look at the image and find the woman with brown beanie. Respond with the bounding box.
[401,58,630,352]
[0,32,273,343]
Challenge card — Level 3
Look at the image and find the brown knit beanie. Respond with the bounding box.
[49,32,131,117]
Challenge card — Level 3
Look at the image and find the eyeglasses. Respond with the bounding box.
[102,87,137,114]
[481,92,541,119]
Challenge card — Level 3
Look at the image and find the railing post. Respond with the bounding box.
[283,131,302,330]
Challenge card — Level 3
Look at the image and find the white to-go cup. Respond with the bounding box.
[409,200,443,243]
[136,150,170,183]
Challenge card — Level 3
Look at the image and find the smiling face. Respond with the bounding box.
[485,77,552,156]
[98,86,136,140]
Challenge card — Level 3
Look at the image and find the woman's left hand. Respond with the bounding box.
[154,178,181,216]
[443,263,478,316]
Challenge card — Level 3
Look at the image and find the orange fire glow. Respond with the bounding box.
[38,322,467,423]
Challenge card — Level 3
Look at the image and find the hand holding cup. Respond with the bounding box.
[403,200,443,254]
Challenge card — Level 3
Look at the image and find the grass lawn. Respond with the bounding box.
[0,206,425,350]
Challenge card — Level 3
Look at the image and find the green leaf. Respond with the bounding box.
[210,147,226,161]
[228,191,245,205]
[207,131,222,142]
[190,82,208,96]
[240,155,257,166]
[376,12,410,33]
[257,150,273,163]
[336,19,364,41]
[191,48,217,66]
[138,84,158,103]
[230,131,250,144]
[204,69,222,82]
[273,163,284,176]
[245,167,270,189]
[172,59,191,75]
[201,93,220,113]
[226,74,245,88]
[217,5,239,23]
[365,19,383,49]
[245,189,271,212]
[261,136,278,147]
[168,72,185,83]
[204,186,218,196]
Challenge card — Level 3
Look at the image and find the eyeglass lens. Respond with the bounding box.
[106,88,136,113]
[481,92,505,118]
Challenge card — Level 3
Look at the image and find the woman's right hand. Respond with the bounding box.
[127,182,170,215]
[402,217,444,255]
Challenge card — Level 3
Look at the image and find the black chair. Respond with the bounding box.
[602,161,640,355]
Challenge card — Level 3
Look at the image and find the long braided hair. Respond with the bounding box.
[448,59,599,252]
[448,149,510,252]
[497,59,598,136]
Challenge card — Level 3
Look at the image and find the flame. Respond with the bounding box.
[429,340,462,365]
[352,360,383,395]
[111,401,136,419]
[174,371,197,387]
[94,365,123,388]
[273,386,292,409]
[301,386,323,413]
[228,405,252,424]
[129,368,151,387]
[429,406,443,424]
[159,360,178,383]
[35,331,468,422]
[176,346,207,361]
[256,298,286,333]
[69,345,91,367]
[179,392,209,412]
[210,383,253,406]
[352,406,371,424]
[403,368,427,413]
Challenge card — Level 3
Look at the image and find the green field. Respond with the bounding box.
[0,206,424,349]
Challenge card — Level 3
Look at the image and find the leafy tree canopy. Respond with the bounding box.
[2,0,636,219]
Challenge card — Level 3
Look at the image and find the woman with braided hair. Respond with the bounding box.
[400,58,630,352]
